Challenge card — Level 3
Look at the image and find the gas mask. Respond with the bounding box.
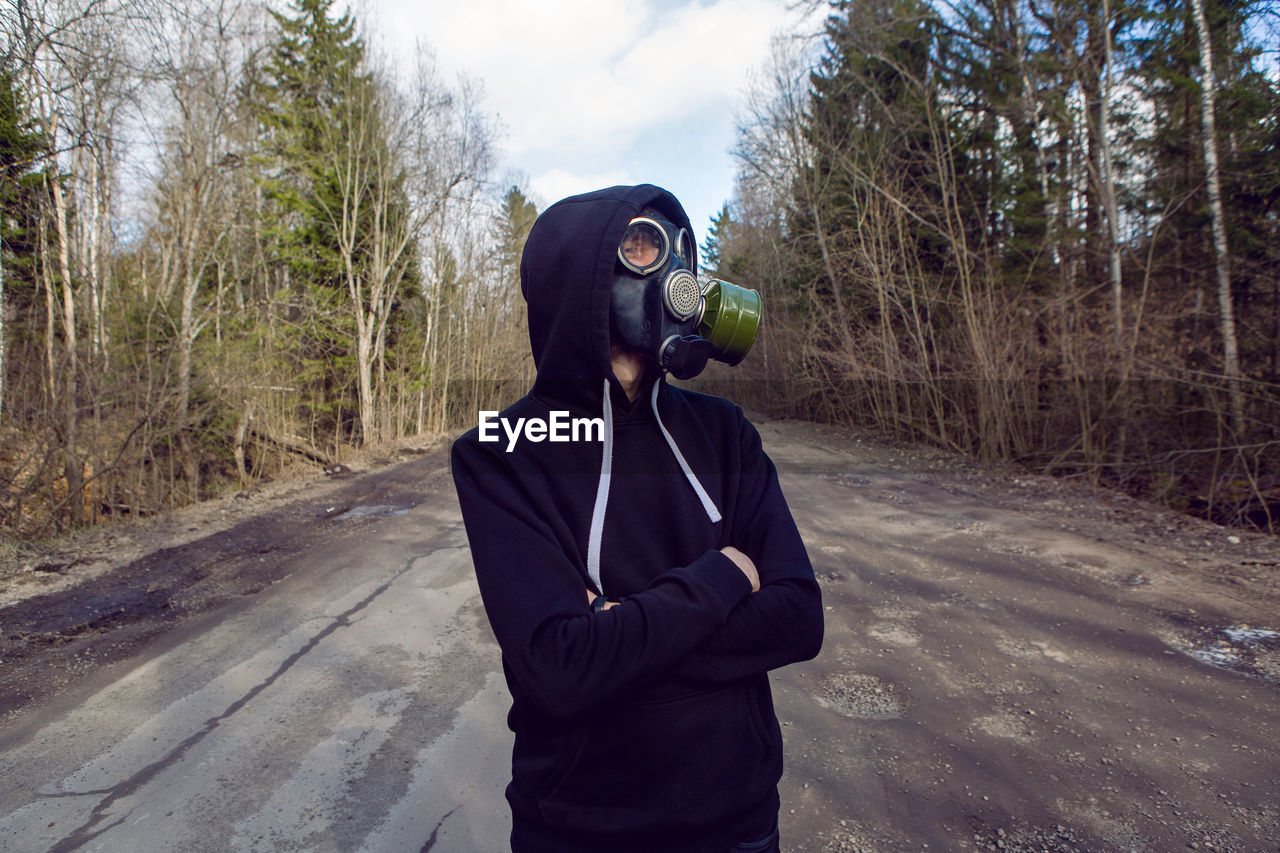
[610,215,762,380]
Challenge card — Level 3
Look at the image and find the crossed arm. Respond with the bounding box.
[582,420,823,686]
[587,545,760,610]
[584,528,821,687]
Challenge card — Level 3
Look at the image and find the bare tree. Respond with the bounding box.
[8,0,133,525]
[399,56,495,435]
[142,0,258,498]
[315,69,407,445]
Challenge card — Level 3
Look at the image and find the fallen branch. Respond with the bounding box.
[247,423,335,468]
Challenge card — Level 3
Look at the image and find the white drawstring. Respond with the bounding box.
[587,377,723,596]
[651,380,722,524]
[586,378,614,595]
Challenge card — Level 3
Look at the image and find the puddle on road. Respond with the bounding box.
[326,504,414,521]
[1184,625,1280,683]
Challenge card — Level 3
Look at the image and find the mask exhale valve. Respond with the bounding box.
[660,334,713,380]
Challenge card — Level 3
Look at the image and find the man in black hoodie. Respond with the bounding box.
[451,184,823,852]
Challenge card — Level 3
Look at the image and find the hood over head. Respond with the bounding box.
[520,184,693,410]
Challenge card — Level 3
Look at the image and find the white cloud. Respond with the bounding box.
[362,0,825,233]
[527,167,634,211]
[374,0,800,154]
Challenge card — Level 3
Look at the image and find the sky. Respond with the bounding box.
[359,0,825,244]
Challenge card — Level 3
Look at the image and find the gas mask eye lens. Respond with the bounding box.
[676,228,694,265]
[618,218,669,274]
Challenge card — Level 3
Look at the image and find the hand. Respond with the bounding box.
[586,589,618,611]
[720,546,760,592]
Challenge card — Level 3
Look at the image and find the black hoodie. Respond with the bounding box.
[450,184,823,852]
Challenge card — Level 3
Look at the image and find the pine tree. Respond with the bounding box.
[496,185,537,291]
[1,66,44,266]
[701,204,730,277]
[256,0,366,290]
[794,0,951,322]
[0,62,49,426]
[1132,0,1279,379]
[253,0,418,444]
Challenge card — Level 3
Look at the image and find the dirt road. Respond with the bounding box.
[1,418,1277,851]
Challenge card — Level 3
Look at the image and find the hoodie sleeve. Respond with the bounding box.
[672,414,824,684]
[452,435,753,719]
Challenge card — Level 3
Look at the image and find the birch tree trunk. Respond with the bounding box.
[1189,0,1245,436]
[327,84,380,445]
[1100,0,1123,347]
[47,167,84,525]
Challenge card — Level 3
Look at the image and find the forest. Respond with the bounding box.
[712,0,1279,530]
[1,0,536,535]
[1,0,1277,536]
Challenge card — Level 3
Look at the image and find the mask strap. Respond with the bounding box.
[650,381,722,524]
[587,378,614,594]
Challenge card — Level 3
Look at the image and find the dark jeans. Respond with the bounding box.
[726,820,780,853]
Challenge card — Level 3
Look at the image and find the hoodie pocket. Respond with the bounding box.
[537,680,782,835]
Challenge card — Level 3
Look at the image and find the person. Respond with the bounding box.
[451,184,823,852]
